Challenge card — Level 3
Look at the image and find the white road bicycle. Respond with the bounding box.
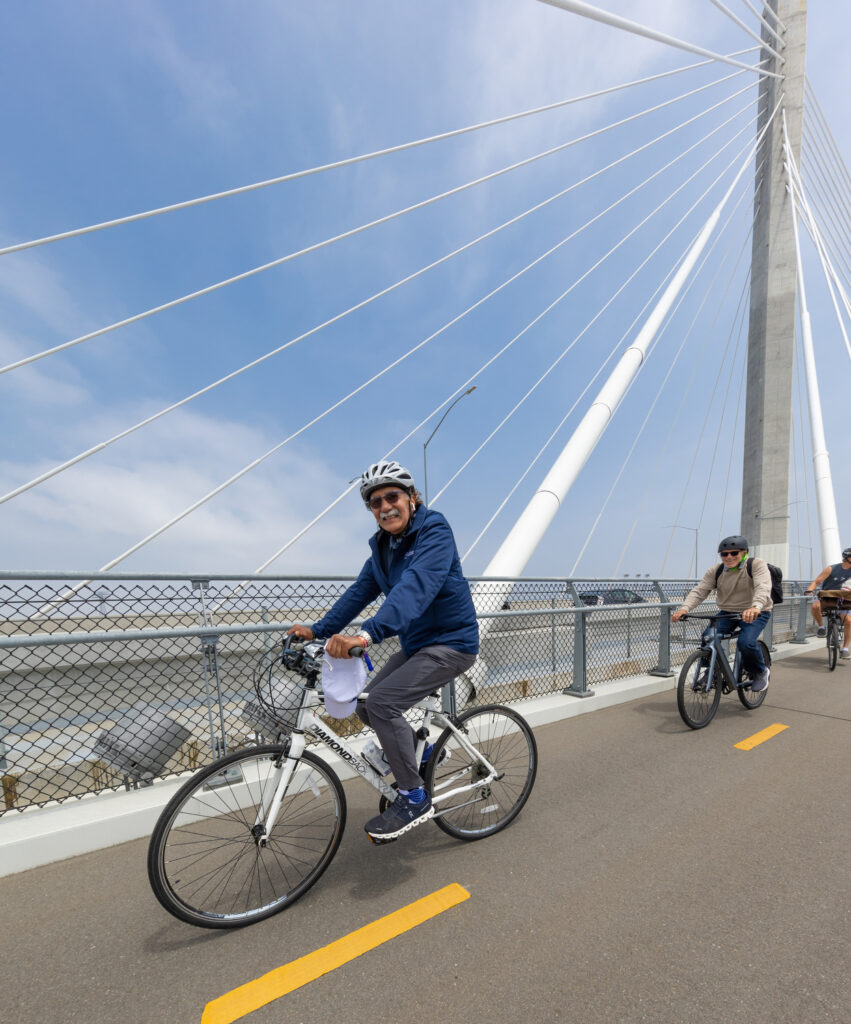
[147,637,537,928]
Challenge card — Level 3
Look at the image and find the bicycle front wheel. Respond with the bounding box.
[677,651,721,729]
[827,618,839,671]
[148,746,346,928]
[426,704,537,841]
[738,640,772,709]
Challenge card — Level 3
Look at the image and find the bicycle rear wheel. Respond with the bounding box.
[426,704,537,841]
[738,640,772,709]
[677,651,721,729]
[148,746,346,928]
[826,617,839,671]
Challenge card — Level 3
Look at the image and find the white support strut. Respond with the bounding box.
[479,105,779,582]
[784,114,841,564]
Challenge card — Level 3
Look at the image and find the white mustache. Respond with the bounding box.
[380,509,401,521]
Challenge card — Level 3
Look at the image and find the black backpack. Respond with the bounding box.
[714,557,783,604]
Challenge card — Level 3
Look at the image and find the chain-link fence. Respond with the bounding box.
[0,572,814,815]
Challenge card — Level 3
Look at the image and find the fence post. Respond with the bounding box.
[649,582,674,677]
[790,587,809,644]
[563,605,593,698]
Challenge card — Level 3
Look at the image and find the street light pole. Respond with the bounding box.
[666,525,699,579]
[423,387,476,505]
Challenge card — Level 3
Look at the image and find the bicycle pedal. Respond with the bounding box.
[367,833,398,846]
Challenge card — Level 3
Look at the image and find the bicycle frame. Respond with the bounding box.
[251,687,500,847]
[696,622,746,692]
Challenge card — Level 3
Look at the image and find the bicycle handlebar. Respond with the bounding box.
[676,612,744,621]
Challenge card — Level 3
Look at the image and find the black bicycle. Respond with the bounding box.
[676,613,771,729]
[817,590,849,671]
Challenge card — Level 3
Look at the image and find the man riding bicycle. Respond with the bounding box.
[804,546,851,659]
[671,535,773,692]
[288,460,479,841]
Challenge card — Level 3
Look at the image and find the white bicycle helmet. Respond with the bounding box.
[359,460,415,502]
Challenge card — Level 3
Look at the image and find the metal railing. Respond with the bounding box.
[0,572,815,814]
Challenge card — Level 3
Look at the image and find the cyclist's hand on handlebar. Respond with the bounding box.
[324,633,366,659]
[671,607,689,622]
[741,606,760,624]
[287,624,315,641]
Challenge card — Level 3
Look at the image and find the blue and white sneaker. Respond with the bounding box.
[750,668,770,693]
[365,791,434,842]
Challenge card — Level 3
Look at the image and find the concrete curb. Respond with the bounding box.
[0,638,810,878]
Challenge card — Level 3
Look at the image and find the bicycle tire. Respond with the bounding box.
[147,746,346,928]
[826,617,839,671]
[676,651,721,729]
[426,704,537,841]
[738,640,772,709]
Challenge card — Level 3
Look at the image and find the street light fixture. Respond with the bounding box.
[754,499,808,520]
[423,386,477,505]
[666,525,699,579]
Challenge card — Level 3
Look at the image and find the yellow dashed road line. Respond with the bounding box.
[201,883,470,1024]
[735,723,789,750]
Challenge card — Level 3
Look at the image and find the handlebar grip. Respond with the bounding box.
[347,645,366,658]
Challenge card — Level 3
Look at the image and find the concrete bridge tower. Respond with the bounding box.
[741,0,807,567]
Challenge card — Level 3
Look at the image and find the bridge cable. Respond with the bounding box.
[787,158,851,362]
[0,83,757,506]
[463,157,763,565]
[655,183,761,581]
[41,99,761,609]
[0,68,756,378]
[756,0,786,31]
[735,0,785,47]
[0,49,759,259]
[801,132,851,281]
[569,184,756,574]
[804,81,851,203]
[800,134,851,289]
[432,114,760,504]
[576,184,755,576]
[243,112,762,583]
[536,0,781,77]
[706,0,785,64]
[614,234,753,579]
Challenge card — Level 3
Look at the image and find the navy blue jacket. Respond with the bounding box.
[311,505,479,656]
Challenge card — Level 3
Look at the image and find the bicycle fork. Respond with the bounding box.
[250,733,305,848]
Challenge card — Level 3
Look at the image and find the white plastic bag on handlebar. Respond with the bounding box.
[321,651,367,719]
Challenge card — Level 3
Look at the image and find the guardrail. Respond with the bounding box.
[0,573,814,814]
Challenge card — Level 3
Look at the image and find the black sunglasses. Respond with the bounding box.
[720,550,742,557]
[366,490,408,511]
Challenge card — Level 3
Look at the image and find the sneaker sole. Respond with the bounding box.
[365,805,435,842]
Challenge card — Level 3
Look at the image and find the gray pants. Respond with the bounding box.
[357,645,477,791]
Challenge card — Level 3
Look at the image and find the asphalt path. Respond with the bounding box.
[5,649,849,1024]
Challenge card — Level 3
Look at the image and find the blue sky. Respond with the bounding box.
[0,0,848,581]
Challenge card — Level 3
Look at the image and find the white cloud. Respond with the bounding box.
[0,404,371,574]
[125,5,244,138]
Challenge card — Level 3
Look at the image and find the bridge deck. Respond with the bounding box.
[4,647,848,1024]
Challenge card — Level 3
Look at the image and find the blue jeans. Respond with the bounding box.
[704,612,771,676]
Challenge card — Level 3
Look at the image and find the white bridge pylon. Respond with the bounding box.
[475,107,778,595]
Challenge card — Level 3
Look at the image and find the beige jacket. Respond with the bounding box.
[681,557,773,614]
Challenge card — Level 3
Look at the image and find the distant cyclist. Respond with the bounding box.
[804,547,851,659]
[672,535,773,692]
[288,460,479,841]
